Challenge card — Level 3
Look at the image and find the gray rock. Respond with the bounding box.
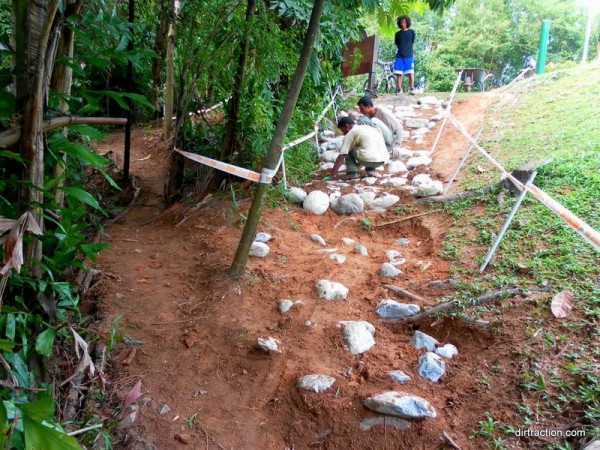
[279,299,294,314]
[297,374,336,393]
[385,250,403,263]
[412,174,443,197]
[309,233,327,246]
[254,232,272,243]
[341,237,355,245]
[320,130,335,140]
[389,370,412,384]
[286,187,307,204]
[314,429,333,439]
[320,150,339,162]
[362,177,378,185]
[360,417,411,431]
[249,242,270,257]
[331,194,365,215]
[406,156,432,170]
[316,280,348,300]
[257,337,282,354]
[303,191,330,214]
[404,118,429,129]
[417,352,445,382]
[363,391,436,419]
[158,403,171,415]
[582,441,600,450]
[436,343,458,359]
[395,238,410,247]
[397,148,414,159]
[380,263,401,278]
[329,253,346,264]
[326,142,340,151]
[354,245,368,256]
[358,191,377,204]
[376,300,420,319]
[319,162,334,170]
[370,193,400,209]
[388,160,408,174]
[411,331,439,351]
[382,177,407,187]
[337,321,376,354]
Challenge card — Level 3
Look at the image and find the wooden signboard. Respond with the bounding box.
[341,33,378,78]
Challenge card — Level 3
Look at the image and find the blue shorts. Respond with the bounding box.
[394,57,414,75]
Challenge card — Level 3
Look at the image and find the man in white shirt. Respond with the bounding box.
[331,117,390,180]
[357,96,403,158]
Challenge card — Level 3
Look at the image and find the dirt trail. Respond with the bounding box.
[90,93,529,450]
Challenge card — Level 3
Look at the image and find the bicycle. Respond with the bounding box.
[363,60,397,97]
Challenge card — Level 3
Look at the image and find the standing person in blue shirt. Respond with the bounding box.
[394,15,416,95]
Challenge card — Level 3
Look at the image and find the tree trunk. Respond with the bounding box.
[14,0,61,278]
[219,0,255,160]
[229,0,326,279]
[162,0,179,140]
[151,0,170,115]
[50,0,82,206]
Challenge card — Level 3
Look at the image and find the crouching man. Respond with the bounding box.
[331,117,389,180]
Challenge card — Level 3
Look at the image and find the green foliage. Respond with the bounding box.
[440,64,600,443]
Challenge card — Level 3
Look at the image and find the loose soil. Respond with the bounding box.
[88,93,543,449]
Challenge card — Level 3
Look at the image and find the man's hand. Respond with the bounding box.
[390,147,402,159]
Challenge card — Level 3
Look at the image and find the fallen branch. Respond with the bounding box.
[382,284,427,303]
[402,287,522,323]
[374,210,441,228]
[0,116,128,147]
[333,217,357,230]
[67,423,103,437]
[414,184,497,205]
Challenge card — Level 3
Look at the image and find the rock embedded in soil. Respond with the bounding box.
[363,391,437,419]
[279,299,294,314]
[354,245,368,256]
[436,343,458,359]
[376,300,420,319]
[370,193,400,209]
[175,433,191,445]
[286,187,307,204]
[404,118,430,129]
[329,253,346,264]
[117,405,138,429]
[331,193,364,215]
[411,173,443,197]
[360,417,411,431]
[321,149,340,162]
[249,242,270,257]
[380,263,401,278]
[309,233,327,246]
[297,374,336,393]
[389,370,412,384]
[382,177,407,187]
[257,337,282,354]
[341,237,355,245]
[337,321,376,354]
[395,238,410,247]
[254,232,272,243]
[411,330,439,351]
[358,191,377,204]
[406,156,432,170]
[316,280,348,301]
[158,403,171,415]
[303,190,330,214]
[387,160,408,173]
[417,352,446,382]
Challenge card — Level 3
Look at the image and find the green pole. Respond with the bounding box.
[536,20,550,75]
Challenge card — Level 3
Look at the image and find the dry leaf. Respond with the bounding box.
[550,290,573,319]
[123,379,142,408]
[0,212,43,275]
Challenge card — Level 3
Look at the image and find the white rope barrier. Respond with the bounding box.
[431,70,463,156]
[448,113,600,252]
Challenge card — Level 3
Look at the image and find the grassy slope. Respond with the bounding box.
[439,65,600,448]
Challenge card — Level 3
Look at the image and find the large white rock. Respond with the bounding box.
[380,263,401,278]
[316,280,348,300]
[436,343,459,359]
[412,174,443,197]
[411,331,439,351]
[257,337,282,353]
[320,162,334,170]
[406,156,432,169]
[376,300,420,319]
[358,192,377,204]
[321,150,339,163]
[404,118,430,129]
[249,242,270,257]
[320,130,335,140]
[388,160,408,173]
[297,374,336,393]
[303,190,330,214]
[363,391,436,419]
[370,193,400,209]
[417,352,446,382]
[337,321,376,354]
[279,299,294,314]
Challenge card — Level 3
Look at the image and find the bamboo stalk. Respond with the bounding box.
[382,284,427,303]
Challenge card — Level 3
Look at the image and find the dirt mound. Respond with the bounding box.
[87,94,534,450]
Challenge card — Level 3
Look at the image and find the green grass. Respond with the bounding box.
[441,65,600,447]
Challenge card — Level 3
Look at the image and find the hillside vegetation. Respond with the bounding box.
[438,64,600,447]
